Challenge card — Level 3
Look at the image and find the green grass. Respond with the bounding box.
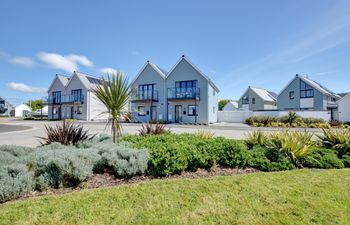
[1,169,349,225]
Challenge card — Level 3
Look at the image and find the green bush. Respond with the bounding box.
[248,146,295,171]
[0,164,34,203]
[123,133,247,176]
[303,148,344,169]
[244,130,268,149]
[317,128,350,158]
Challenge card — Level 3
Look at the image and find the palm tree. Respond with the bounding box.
[92,72,132,143]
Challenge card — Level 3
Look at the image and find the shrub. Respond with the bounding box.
[30,147,101,189]
[195,129,215,139]
[138,123,168,136]
[329,120,342,128]
[217,138,250,168]
[93,143,149,178]
[38,120,96,145]
[248,145,295,171]
[342,155,350,167]
[0,164,34,203]
[124,133,248,176]
[303,148,344,169]
[244,130,268,149]
[265,131,315,167]
[317,128,350,157]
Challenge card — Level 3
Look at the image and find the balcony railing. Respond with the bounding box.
[131,90,158,102]
[47,94,84,105]
[167,87,200,100]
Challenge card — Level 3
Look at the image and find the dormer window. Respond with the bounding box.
[300,80,314,98]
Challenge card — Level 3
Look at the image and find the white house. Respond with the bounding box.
[47,71,109,121]
[337,93,350,122]
[223,101,239,111]
[15,104,31,117]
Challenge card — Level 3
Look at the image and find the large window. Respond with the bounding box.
[188,105,197,116]
[52,91,61,103]
[175,80,197,96]
[71,89,83,101]
[138,84,154,99]
[300,80,314,98]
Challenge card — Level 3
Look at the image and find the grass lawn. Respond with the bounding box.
[0,169,349,225]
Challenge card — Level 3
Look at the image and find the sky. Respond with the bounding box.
[1,0,350,105]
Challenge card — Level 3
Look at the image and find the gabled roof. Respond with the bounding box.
[167,55,220,92]
[48,71,103,92]
[337,92,350,103]
[131,61,166,86]
[240,86,277,103]
[47,74,70,92]
[250,87,277,102]
[278,74,341,98]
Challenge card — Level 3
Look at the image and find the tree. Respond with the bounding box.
[27,99,43,111]
[92,72,132,143]
[218,99,230,111]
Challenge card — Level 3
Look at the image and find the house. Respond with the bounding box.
[15,104,31,117]
[238,87,277,111]
[130,55,219,124]
[47,71,109,121]
[277,74,341,119]
[337,93,350,122]
[0,96,14,116]
[223,101,239,111]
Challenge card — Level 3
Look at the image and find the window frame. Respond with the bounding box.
[138,106,146,116]
[300,80,314,98]
[188,105,197,116]
[252,97,255,104]
[289,91,295,100]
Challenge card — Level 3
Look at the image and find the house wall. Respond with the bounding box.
[277,76,326,110]
[15,104,31,117]
[48,78,67,120]
[165,59,210,124]
[223,102,238,111]
[87,91,109,121]
[238,88,272,111]
[130,64,166,123]
[0,99,14,116]
[338,94,350,122]
[65,74,88,120]
[208,85,218,123]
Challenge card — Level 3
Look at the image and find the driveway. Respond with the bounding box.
[0,118,322,147]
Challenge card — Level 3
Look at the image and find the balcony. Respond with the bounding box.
[131,90,158,102]
[167,87,200,101]
[47,94,84,105]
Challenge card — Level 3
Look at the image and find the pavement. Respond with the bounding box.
[0,118,322,147]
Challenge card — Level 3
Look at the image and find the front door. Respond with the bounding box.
[151,106,157,120]
[58,107,62,120]
[70,106,74,119]
[175,105,182,123]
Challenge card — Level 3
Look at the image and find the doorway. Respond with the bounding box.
[175,105,182,123]
[70,106,74,119]
[151,106,157,120]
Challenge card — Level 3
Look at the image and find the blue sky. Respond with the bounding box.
[1,0,350,105]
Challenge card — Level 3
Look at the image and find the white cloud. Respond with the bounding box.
[66,54,94,67]
[36,52,94,73]
[7,82,47,94]
[99,67,118,74]
[10,57,35,68]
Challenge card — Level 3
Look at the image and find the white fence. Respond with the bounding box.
[218,110,331,123]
